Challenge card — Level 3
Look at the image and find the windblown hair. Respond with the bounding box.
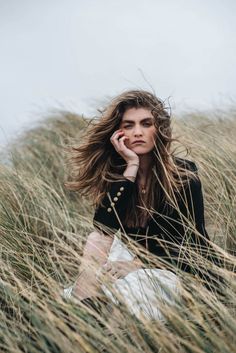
[64,89,198,228]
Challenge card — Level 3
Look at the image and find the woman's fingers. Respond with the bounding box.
[110,132,129,155]
[102,262,111,271]
[101,262,131,280]
[110,131,124,149]
[102,261,118,276]
[110,129,123,142]
[118,135,128,149]
[102,260,136,279]
[110,129,139,164]
[102,260,139,280]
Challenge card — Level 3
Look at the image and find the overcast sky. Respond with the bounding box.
[1,0,236,148]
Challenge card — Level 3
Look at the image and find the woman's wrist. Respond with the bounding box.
[123,161,139,181]
[127,159,139,167]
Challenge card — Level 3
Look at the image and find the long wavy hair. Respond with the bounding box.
[64,89,198,228]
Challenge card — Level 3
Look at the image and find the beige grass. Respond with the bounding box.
[0,109,235,353]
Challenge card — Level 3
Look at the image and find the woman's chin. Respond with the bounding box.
[131,146,151,154]
[131,145,145,150]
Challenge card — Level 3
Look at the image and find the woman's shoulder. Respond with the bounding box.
[173,156,198,173]
[172,156,200,189]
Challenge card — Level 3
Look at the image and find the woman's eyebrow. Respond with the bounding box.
[122,117,153,123]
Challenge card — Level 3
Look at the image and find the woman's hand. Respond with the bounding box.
[110,129,139,164]
[101,260,142,280]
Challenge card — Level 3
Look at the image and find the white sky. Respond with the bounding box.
[0,0,236,147]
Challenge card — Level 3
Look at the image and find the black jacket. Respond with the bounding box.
[93,158,225,295]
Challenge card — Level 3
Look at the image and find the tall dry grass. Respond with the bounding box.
[0,109,235,353]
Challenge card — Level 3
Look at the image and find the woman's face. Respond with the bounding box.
[119,107,157,155]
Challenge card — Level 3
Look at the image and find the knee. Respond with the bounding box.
[86,231,104,244]
[85,231,113,251]
[82,231,113,264]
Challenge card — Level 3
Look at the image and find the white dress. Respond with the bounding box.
[63,233,182,322]
[99,234,182,322]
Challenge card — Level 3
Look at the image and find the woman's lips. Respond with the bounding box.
[132,141,145,145]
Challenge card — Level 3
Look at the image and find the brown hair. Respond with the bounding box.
[64,89,198,228]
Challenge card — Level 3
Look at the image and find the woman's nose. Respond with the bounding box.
[134,126,143,136]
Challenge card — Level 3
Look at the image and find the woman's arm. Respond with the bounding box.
[93,179,135,232]
[93,162,138,233]
[178,164,226,297]
[180,168,210,248]
[179,164,221,265]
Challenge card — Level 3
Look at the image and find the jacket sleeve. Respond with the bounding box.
[93,178,135,234]
[179,164,219,262]
[178,163,226,298]
[179,165,211,250]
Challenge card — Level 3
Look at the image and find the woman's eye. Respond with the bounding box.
[123,122,152,128]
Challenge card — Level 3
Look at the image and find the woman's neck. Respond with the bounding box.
[138,153,153,180]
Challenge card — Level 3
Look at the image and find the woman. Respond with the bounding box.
[63,90,224,321]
